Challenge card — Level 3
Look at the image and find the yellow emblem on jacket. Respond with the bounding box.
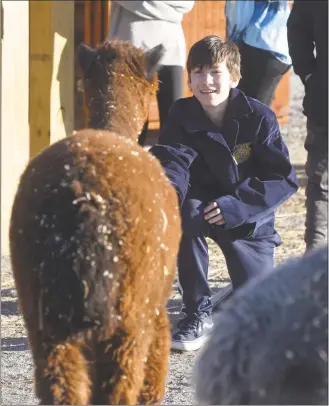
[233,142,253,164]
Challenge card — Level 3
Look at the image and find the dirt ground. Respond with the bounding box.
[1,72,308,405]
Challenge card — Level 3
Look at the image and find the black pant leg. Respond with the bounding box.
[177,199,213,316]
[137,120,149,147]
[304,119,328,251]
[137,65,184,146]
[156,65,184,129]
[215,237,276,290]
[238,42,290,106]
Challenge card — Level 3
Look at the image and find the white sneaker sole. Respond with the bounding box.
[171,334,210,351]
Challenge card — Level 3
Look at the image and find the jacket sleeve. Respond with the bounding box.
[287,0,315,84]
[149,105,198,207]
[150,144,197,206]
[216,115,299,229]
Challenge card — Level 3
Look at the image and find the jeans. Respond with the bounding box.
[304,119,328,251]
[178,198,279,316]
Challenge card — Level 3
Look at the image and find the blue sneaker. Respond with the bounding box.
[171,313,214,351]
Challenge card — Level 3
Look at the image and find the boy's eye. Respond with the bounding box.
[212,70,222,74]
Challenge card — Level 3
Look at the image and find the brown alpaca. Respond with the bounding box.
[9,40,181,405]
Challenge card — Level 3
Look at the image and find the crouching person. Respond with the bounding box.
[194,246,328,405]
[150,35,298,351]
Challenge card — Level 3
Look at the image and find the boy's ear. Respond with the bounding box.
[230,77,240,89]
[187,75,192,91]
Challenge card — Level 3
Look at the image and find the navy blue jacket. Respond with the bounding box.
[150,89,298,239]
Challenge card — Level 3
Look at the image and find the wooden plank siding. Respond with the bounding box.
[29,0,74,158]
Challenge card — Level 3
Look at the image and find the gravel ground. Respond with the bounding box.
[1,71,308,405]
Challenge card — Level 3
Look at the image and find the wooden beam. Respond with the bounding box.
[29,0,74,158]
[29,0,52,158]
[84,0,91,45]
[1,1,29,254]
[103,0,110,39]
[93,0,102,46]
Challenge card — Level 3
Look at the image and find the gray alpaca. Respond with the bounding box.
[195,246,328,405]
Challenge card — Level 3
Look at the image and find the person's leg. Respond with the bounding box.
[172,198,214,351]
[238,42,290,107]
[138,66,183,146]
[304,119,328,252]
[137,120,149,147]
[156,65,184,129]
[177,199,212,316]
[213,232,277,290]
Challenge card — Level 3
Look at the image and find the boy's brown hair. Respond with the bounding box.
[187,35,241,81]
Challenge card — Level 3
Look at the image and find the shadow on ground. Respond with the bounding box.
[1,337,29,352]
[1,288,20,316]
[294,163,307,186]
[1,288,17,298]
[1,300,19,317]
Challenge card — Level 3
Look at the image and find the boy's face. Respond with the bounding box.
[188,60,239,108]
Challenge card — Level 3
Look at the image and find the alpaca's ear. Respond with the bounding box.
[145,44,165,81]
[76,43,98,78]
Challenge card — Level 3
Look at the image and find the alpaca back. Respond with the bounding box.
[10,129,180,340]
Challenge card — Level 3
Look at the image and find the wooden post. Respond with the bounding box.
[84,0,91,45]
[93,0,102,45]
[81,0,110,127]
[29,0,52,158]
[103,0,110,39]
[29,0,74,158]
[1,1,30,254]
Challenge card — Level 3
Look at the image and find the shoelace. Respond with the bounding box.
[179,313,206,333]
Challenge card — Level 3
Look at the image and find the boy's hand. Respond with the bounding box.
[204,202,225,225]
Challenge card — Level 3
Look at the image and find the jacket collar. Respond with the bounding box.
[181,88,254,133]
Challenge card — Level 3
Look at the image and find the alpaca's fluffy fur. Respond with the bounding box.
[10,40,181,405]
[195,246,328,405]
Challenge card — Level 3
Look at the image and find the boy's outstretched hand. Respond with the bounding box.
[204,202,225,225]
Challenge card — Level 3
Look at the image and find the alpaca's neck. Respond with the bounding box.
[89,81,147,141]
[107,95,146,140]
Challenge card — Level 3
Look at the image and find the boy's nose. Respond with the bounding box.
[203,72,213,85]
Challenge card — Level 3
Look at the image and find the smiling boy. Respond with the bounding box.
[150,35,298,351]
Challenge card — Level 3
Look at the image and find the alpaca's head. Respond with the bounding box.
[77,40,164,140]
